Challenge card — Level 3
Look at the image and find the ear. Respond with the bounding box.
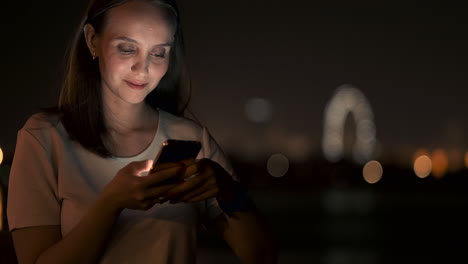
[83,24,98,59]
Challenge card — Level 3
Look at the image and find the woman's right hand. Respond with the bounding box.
[99,160,185,212]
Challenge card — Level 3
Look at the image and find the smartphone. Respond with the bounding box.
[154,139,201,164]
[149,139,201,184]
[150,139,201,173]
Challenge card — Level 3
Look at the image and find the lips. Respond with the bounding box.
[125,80,148,90]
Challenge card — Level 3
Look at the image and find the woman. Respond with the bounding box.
[7,0,277,263]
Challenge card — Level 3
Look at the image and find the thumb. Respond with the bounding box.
[125,160,154,176]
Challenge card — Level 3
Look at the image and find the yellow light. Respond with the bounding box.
[363,160,383,184]
[413,148,429,162]
[465,152,468,169]
[0,147,3,165]
[431,149,448,179]
[414,155,432,178]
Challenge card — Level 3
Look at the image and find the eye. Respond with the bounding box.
[117,44,136,54]
[150,48,166,59]
[150,52,165,58]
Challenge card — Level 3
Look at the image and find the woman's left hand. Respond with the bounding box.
[161,158,236,204]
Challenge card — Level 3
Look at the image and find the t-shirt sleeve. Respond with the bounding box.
[199,127,238,221]
[7,128,61,231]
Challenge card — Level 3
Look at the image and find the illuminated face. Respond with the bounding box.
[88,1,174,106]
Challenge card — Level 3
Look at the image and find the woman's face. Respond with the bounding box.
[89,1,174,107]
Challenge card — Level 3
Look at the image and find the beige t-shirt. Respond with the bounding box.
[7,110,235,264]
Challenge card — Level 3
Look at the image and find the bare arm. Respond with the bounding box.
[211,201,278,264]
[11,161,185,264]
[12,196,120,264]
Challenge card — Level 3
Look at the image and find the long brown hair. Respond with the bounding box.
[58,0,191,157]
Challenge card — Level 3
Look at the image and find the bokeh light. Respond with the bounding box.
[413,148,429,161]
[413,155,432,178]
[465,152,468,169]
[244,97,273,123]
[267,153,289,178]
[322,84,376,164]
[431,149,448,179]
[0,147,3,165]
[362,160,383,184]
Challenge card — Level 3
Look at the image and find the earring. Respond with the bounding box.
[92,51,96,60]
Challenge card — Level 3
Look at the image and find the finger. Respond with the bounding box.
[122,160,153,175]
[140,183,179,205]
[181,162,200,180]
[144,182,179,199]
[142,165,186,187]
[178,158,197,167]
[134,196,159,210]
[169,180,206,202]
[170,185,208,203]
[165,174,205,200]
[152,196,168,204]
[143,193,170,205]
[141,200,158,211]
[186,189,218,203]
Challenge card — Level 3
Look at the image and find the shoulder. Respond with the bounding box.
[159,109,205,138]
[17,112,64,149]
[22,112,61,131]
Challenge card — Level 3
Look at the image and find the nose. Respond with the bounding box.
[131,54,149,74]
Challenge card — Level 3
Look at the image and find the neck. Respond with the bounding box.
[102,96,155,134]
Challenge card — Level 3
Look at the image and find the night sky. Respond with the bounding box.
[1,0,468,167]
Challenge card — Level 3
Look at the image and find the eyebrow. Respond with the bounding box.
[115,36,173,47]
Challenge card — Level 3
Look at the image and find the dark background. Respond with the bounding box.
[1,1,468,263]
